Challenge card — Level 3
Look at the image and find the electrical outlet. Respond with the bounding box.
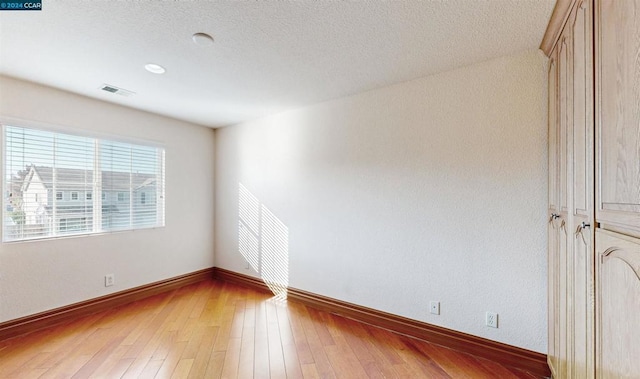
[105,274,115,287]
[430,301,440,315]
[486,312,498,328]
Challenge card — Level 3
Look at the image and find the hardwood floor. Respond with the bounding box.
[0,279,542,378]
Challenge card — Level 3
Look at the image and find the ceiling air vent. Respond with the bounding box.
[100,84,135,97]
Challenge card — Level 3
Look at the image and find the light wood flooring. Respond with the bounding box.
[0,279,542,378]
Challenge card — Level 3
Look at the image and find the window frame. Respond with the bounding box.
[1,119,166,243]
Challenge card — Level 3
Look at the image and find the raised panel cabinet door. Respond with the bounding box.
[547,50,560,378]
[570,1,596,378]
[548,33,573,378]
[596,0,640,236]
[596,230,640,378]
[557,34,572,379]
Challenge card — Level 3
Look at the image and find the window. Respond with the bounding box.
[140,192,146,205]
[117,192,127,202]
[3,124,165,242]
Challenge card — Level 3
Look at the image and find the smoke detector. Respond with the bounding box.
[192,32,214,46]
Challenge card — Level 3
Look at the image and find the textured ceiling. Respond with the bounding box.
[0,1,555,128]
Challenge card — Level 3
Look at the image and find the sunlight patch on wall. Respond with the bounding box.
[238,220,260,272]
[238,183,289,299]
[260,205,289,299]
[239,183,260,233]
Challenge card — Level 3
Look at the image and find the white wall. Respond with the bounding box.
[215,50,548,352]
[0,76,215,323]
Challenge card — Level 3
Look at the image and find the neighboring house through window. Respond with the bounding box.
[2,124,165,242]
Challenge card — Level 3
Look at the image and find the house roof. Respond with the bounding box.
[31,166,156,192]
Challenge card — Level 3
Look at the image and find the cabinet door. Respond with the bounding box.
[557,33,572,379]
[596,0,640,237]
[547,50,560,378]
[569,1,596,378]
[596,230,640,378]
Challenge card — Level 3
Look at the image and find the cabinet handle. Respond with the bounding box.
[575,222,591,243]
[575,221,591,234]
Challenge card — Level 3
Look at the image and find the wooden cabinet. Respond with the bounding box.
[595,230,640,378]
[594,0,640,377]
[547,48,563,378]
[548,29,578,377]
[568,2,595,378]
[547,1,596,378]
[543,0,640,378]
[544,0,640,377]
[596,0,640,237]
[547,51,561,378]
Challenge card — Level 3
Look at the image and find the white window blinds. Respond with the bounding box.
[3,125,165,242]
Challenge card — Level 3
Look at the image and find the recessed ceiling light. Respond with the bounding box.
[144,63,166,74]
[192,32,214,46]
